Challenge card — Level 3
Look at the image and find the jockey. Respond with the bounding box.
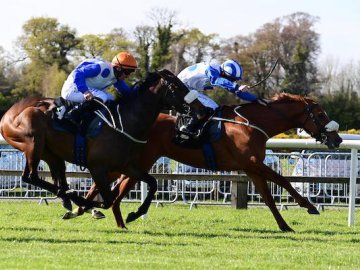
[61,51,138,128]
[177,59,259,138]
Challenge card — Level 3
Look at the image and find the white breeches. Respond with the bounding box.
[197,93,219,110]
[61,83,114,103]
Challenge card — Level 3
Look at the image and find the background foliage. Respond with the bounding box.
[0,10,359,130]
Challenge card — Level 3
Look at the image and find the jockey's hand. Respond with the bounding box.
[238,85,249,92]
[257,98,268,106]
[84,91,94,101]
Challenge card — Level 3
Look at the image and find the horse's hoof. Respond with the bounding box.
[62,211,73,220]
[280,225,295,232]
[62,199,73,211]
[308,208,320,215]
[126,212,138,223]
[91,209,106,219]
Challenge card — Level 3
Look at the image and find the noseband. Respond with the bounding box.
[301,102,339,143]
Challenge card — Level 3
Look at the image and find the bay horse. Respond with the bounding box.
[0,70,201,217]
[72,93,342,232]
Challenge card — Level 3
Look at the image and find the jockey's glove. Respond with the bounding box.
[238,85,249,92]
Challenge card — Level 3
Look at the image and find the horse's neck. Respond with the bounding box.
[262,102,305,137]
[116,90,162,139]
[228,102,304,138]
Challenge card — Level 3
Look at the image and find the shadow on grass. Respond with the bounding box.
[0,236,189,246]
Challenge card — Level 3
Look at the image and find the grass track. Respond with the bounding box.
[0,201,359,269]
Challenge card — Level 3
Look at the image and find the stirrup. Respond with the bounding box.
[179,125,200,139]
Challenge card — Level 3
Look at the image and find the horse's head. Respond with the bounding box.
[157,69,204,115]
[276,94,342,149]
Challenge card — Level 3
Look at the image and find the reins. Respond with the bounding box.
[93,99,148,144]
[212,107,270,140]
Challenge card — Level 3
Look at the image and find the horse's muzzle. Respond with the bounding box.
[325,135,342,149]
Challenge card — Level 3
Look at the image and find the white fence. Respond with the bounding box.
[0,137,359,226]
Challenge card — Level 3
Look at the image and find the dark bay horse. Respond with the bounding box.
[0,70,200,220]
[74,93,342,232]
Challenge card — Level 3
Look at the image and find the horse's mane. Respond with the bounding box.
[270,92,314,104]
[117,72,161,105]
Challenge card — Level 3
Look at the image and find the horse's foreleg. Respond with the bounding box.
[257,163,319,214]
[245,170,294,232]
[109,176,135,228]
[126,173,157,223]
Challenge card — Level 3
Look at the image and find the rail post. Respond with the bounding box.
[231,175,248,209]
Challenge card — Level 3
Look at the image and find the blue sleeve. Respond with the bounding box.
[236,91,258,101]
[113,80,135,98]
[73,63,101,93]
[205,65,238,92]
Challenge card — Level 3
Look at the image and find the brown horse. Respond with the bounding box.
[0,70,201,221]
[74,93,342,232]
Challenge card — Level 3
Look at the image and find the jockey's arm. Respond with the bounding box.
[73,63,102,93]
[206,65,258,102]
[114,80,135,98]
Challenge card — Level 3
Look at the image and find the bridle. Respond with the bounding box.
[265,98,338,144]
[160,77,191,115]
[300,101,339,144]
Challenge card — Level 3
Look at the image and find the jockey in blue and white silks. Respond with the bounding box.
[177,60,258,110]
[177,59,259,138]
[60,51,138,130]
[61,53,137,103]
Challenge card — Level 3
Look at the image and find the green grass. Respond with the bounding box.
[0,201,359,270]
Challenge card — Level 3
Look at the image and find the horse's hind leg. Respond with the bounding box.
[245,170,294,232]
[256,163,319,214]
[42,151,72,211]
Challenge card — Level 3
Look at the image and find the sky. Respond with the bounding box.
[1,0,359,66]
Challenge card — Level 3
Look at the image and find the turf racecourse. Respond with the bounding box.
[0,202,359,270]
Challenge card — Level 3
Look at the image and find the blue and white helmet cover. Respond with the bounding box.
[221,59,243,81]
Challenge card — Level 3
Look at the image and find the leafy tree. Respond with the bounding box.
[320,90,360,130]
[222,12,320,99]
[149,8,177,70]
[169,28,219,74]
[20,17,80,72]
[133,25,155,78]
[278,12,320,95]
[42,64,67,97]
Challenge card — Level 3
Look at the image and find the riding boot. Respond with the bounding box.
[64,99,101,130]
[180,107,214,138]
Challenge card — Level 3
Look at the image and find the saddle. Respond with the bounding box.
[51,97,108,168]
[51,97,105,137]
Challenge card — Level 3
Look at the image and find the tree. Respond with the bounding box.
[20,17,80,72]
[133,25,155,78]
[169,28,219,74]
[278,12,320,95]
[149,8,177,70]
[221,12,320,98]
[76,28,134,61]
[320,91,360,130]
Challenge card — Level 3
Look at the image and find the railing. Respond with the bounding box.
[0,137,359,226]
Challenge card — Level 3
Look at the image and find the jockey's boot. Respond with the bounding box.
[180,107,214,139]
[64,100,100,131]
